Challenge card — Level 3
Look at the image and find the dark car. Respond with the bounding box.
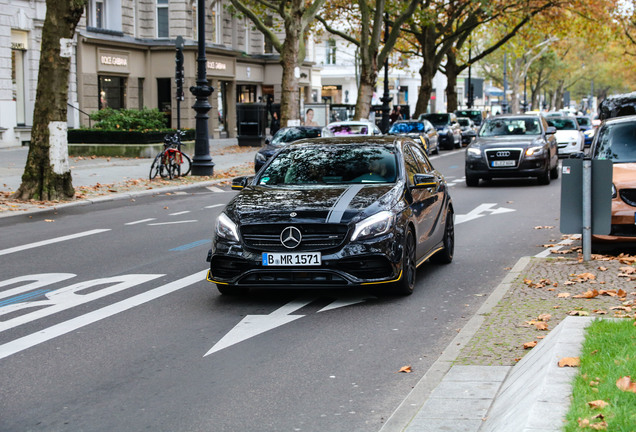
[455,109,484,127]
[387,119,440,155]
[575,116,595,147]
[457,117,477,146]
[254,126,322,172]
[207,136,455,296]
[464,115,559,186]
[417,113,462,149]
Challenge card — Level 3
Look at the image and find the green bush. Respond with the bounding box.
[89,108,168,131]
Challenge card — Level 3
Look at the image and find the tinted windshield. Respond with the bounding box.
[591,122,636,163]
[457,119,470,127]
[271,128,321,145]
[576,117,592,127]
[547,118,578,130]
[455,110,482,125]
[479,118,542,136]
[326,124,371,135]
[257,145,398,185]
[422,114,450,126]
[389,122,425,134]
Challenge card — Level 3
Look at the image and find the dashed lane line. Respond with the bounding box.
[0,229,111,257]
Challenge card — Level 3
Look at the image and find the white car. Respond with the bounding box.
[322,120,382,137]
[546,116,585,156]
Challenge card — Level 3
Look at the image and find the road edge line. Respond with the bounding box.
[378,256,532,432]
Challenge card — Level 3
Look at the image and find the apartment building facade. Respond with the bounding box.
[0,0,321,148]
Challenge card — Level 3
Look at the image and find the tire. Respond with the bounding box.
[393,230,416,296]
[537,169,550,185]
[433,144,440,155]
[149,154,162,180]
[180,152,192,176]
[550,163,559,179]
[166,153,175,179]
[216,284,249,296]
[431,208,454,264]
[466,173,479,187]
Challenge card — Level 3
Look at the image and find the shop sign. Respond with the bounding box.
[206,56,235,77]
[101,55,128,67]
[207,61,227,71]
[98,50,130,73]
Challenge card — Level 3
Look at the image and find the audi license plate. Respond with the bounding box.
[492,160,516,167]
[262,252,321,266]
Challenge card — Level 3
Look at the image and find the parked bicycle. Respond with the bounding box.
[149,130,192,180]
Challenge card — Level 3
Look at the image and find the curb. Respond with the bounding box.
[0,177,231,219]
[379,256,532,432]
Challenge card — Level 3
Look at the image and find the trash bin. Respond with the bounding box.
[236,103,267,147]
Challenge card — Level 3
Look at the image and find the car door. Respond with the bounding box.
[403,144,443,258]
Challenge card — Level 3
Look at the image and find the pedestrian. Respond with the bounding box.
[389,106,402,124]
[270,112,280,135]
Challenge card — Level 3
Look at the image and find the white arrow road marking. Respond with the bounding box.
[317,295,375,313]
[0,270,207,361]
[455,203,515,225]
[204,298,313,357]
[0,229,111,257]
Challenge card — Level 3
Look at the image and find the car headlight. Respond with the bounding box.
[351,211,394,241]
[215,213,239,242]
[584,129,595,138]
[525,146,544,156]
[467,147,481,157]
[255,152,267,163]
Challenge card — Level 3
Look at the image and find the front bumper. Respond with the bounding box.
[593,198,636,243]
[465,152,549,179]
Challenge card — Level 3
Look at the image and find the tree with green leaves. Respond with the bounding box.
[14,0,87,201]
[229,0,327,127]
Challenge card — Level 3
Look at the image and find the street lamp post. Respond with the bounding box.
[380,13,392,134]
[189,0,215,176]
[502,53,508,114]
[467,38,473,109]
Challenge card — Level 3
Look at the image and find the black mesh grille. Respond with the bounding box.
[241,224,349,251]
[485,149,522,168]
[239,271,349,286]
[619,189,636,207]
[332,256,394,279]
[210,256,252,279]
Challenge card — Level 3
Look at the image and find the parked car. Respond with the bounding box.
[207,136,454,296]
[322,120,382,137]
[589,115,636,248]
[457,117,477,146]
[387,119,440,155]
[417,113,462,149]
[254,126,322,172]
[454,109,485,127]
[464,115,559,186]
[575,115,595,147]
[546,116,585,157]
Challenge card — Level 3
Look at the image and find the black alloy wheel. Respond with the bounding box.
[431,208,454,264]
[394,230,416,295]
[465,173,479,187]
[550,163,559,179]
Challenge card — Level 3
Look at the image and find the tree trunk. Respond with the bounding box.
[14,0,85,201]
[355,57,378,120]
[279,28,300,128]
[445,51,459,113]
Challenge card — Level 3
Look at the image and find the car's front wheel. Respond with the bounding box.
[393,230,416,295]
[550,163,559,179]
[466,173,480,187]
[431,208,454,264]
[538,168,551,185]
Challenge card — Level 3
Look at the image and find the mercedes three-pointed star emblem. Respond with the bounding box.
[280,226,302,249]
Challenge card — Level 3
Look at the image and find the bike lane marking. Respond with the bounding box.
[125,218,156,225]
[0,270,207,361]
[147,220,197,226]
[0,229,111,257]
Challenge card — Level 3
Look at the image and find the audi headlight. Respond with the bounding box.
[215,213,239,242]
[525,146,544,156]
[467,147,481,157]
[351,211,394,241]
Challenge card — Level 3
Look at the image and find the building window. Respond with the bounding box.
[87,0,106,28]
[210,1,220,44]
[99,75,127,110]
[157,0,169,38]
[325,39,336,65]
[237,85,257,103]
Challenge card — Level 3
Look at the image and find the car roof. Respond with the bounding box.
[286,135,405,148]
[487,115,543,120]
[601,114,636,125]
[326,120,374,126]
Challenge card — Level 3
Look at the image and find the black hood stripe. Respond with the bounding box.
[325,185,365,223]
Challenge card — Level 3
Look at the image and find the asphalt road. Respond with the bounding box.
[0,148,563,432]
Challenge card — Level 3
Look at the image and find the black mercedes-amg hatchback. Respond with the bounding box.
[206,136,454,296]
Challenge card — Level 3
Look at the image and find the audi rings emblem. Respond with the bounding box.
[496,151,511,157]
[280,226,302,249]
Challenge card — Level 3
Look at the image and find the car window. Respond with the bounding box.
[422,114,450,126]
[591,122,636,162]
[389,122,425,134]
[457,119,470,127]
[546,118,578,130]
[327,124,369,135]
[402,146,421,186]
[576,117,592,127]
[409,144,433,172]
[257,145,398,185]
[480,118,541,136]
[271,128,321,145]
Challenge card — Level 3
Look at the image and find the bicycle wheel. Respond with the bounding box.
[179,152,192,176]
[149,153,162,179]
[159,152,170,178]
[166,153,175,179]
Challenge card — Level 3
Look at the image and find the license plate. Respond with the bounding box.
[492,160,516,167]
[262,252,321,266]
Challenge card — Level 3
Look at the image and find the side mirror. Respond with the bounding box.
[231,176,253,190]
[265,138,271,145]
[546,126,557,134]
[412,173,438,188]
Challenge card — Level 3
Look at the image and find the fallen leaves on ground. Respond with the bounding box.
[523,341,537,349]
[558,357,580,367]
[616,376,636,393]
[587,400,609,410]
[397,366,412,373]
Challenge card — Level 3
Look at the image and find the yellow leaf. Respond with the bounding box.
[587,400,609,409]
[398,365,412,373]
[616,376,636,393]
[558,357,580,367]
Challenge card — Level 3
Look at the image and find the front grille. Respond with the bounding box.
[619,189,636,207]
[241,224,349,252]
[485,149,522,168]
[239,271,349,286]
